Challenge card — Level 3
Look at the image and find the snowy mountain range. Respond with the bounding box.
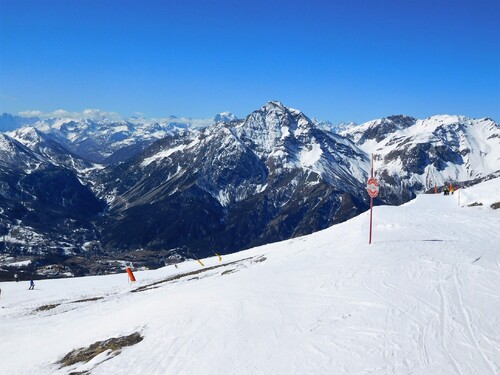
[0,102,498,278]
[98,101,370,256]
[341,114,500,203]
[3,111,237,163]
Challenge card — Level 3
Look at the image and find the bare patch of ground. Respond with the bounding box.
[71,297,104,304]
[57,332,143,368]
[34,303,60,312]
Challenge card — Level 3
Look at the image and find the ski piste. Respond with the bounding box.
[0,178,499,374]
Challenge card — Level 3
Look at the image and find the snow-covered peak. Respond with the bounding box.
[213,112,238,124]
[261,100,287,111]
[213,102,370,185]
[244,101,313,131]
[6,126,45,149]
[0,132,46,170]
[234,101,315,158]
[341,114,417,144]
[313,119,357,134]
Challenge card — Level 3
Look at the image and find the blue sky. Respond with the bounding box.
[0,0,499,123]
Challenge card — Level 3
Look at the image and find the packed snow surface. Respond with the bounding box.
[0,180,499,374]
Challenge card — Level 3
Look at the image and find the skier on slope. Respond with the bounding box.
[28,280,35,290]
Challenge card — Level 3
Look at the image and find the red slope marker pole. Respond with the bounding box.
[367,154,379,245]
[369,195,373,245]
[370,153,373,245]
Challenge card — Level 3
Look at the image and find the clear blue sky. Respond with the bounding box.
[1,0,499,123]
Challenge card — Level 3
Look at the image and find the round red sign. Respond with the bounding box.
[367,177,379,198]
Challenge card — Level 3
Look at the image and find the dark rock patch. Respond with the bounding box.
[57,332,143,368]
[71,297,104,304]
[34,303,60,312]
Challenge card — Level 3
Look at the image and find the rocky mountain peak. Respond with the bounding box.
[9,126,44,142]
[232,101,315,159]
[386,114,417,128]
[343,114,417,145]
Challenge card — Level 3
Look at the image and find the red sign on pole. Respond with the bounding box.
[367,154,378,245]
[367,177,379,198]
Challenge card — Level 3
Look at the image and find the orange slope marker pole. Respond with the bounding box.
[126,267,136,282]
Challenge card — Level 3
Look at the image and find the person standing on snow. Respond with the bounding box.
[28,280,35,290]
[14,273,18,282]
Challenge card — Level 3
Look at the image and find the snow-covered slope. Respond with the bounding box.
[1,179,499,374]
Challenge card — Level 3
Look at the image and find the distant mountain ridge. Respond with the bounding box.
[341,114,500,203]
[2,111,236,163]
[0,102,498,278]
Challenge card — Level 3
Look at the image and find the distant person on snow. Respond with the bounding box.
[28,280,35,290]
[449,183,454,195]
[443,186,449,196]
[14,273,18,282]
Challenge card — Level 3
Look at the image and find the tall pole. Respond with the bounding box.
[369,154,374,245]
[369,196,373,244]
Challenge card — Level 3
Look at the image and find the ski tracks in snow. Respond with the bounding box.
[362,250,500,375]
[453,265,498,374]
[433,260,499,375]
[437,265,465,375]
[362,281,426,374]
